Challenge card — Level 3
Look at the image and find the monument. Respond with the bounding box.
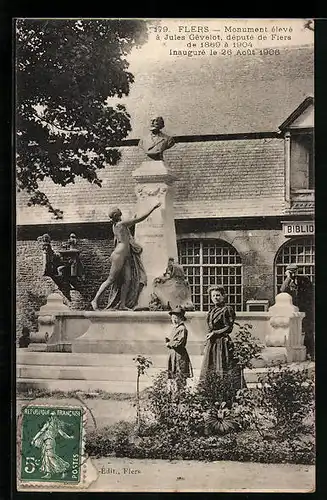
[149,257,194,311]
[60,116,182,352]
[37,233,85,300]
[132,116,179,308]
[90,203,161,311]
[88,116,178,311]
[23,117,309,391]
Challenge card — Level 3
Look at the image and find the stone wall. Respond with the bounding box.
[177,229,286,305]
[16,226,114,335]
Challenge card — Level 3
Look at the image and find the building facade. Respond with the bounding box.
[16,46,314,332]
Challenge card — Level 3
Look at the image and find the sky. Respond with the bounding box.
[127,18,314,69]
[105,19,314,138]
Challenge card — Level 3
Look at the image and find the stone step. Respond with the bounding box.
[17,365,173,381]
[72,340,204,355]
[16,350,314,394]
[17,352,203,368]
[16,378,151,394]
[17,362,314,385]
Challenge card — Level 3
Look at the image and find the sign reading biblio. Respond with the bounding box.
[282,221,315,237]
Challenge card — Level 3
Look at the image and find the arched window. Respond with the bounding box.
[178,239,243,311]
[275,237,315,294]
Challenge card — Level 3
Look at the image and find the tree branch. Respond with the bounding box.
[32,111,83,134]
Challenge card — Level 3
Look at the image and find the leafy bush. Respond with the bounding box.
[235,431,315,464]
[258,366,314,439]
[232,322,265,370]
[233,388,277,437]
[143,371,206,438]
[85,426,315,464]
[85,420,136,458]
[196,370,240,410]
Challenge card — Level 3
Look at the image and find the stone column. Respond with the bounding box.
[265,292,306,363]
[132,160,178,308]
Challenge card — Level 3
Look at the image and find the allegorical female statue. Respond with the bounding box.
[138,116,175,160]
[31,412,74,479]
[91,202,161,311]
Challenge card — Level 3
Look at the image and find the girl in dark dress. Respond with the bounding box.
[165,306,193,388]
[199,285,242,391]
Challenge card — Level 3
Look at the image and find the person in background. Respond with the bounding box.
[280,263,314,360]
[165,306,193,389]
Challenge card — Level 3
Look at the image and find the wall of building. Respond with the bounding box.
[177,229,286,305]
[16,227,115,335]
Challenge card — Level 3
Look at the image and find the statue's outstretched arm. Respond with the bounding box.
[123,202,161,226]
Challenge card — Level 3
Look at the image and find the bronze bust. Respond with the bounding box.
[139,117,175,160]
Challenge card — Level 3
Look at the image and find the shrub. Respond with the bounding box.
[196,370,239,410]
[258,366,315,439]
[233,388,277,437]
[143,371,206,438]
[85,420,135,458]
[85,426,114,458]
[85,426,315,464]
[232,322,265,389]
[235,431,315,465]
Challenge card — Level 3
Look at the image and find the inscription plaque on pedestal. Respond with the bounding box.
[132,160,178,308]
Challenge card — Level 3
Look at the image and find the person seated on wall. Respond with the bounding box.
[280,263,314,360]
[151,257,194,311]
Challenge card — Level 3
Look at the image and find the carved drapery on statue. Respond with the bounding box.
[106,239,147,310]
[37,233,85,300]
[149,258,194,311]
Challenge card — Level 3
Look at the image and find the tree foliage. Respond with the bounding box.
[16,19,147,217]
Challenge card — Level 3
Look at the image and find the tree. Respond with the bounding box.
[16,19,147,218]
[133,355,152,430]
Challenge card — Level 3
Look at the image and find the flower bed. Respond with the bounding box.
[85,366,315,465]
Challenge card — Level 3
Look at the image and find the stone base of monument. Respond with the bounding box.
[70,311,205,355]
[17,347,314,394]
[20,292,310,393]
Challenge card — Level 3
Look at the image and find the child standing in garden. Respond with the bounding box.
[165,306,193,389]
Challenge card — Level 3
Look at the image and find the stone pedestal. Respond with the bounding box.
[132,160,178,308]
[71,311,204,355]
[29,293,69,351]
[265,293,306,363]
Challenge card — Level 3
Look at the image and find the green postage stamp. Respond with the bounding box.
[18,405,86,488]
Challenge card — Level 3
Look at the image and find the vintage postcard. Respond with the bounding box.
[15,18,315,492]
